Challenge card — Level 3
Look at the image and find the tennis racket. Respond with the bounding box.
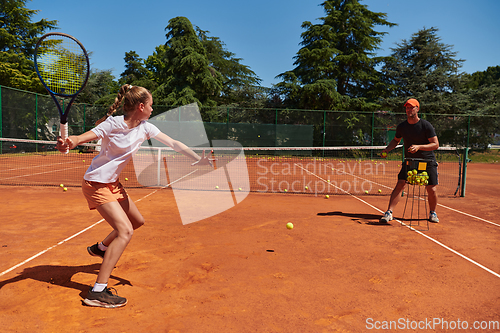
[34,32,90,153]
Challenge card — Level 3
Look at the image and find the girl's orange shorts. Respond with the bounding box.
[82,179,128,210]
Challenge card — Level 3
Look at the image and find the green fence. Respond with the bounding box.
[1,84,499,149]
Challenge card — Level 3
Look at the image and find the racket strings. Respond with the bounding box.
[37,36,88,96]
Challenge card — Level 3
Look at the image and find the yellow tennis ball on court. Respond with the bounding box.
[82,160,85,162]
[284,189,288,192]
[286,222,294,229]
[381,152,387,158]
[125,178,128,181]
[325,194,329,199]
[59,184,64,187]
[215,185,219,189]
[238,187,242,191]
[63,187,67,191]
[365,190,369,194]
[378,189,382,193]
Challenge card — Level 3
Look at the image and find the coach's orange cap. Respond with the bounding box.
[404,98,419,107]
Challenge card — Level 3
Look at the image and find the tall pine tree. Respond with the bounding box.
[151,17,222,107]
[197,28,264,107]
[381,27,464,113]
[274,0,395,110]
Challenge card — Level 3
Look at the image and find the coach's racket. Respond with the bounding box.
[34,32,90,153]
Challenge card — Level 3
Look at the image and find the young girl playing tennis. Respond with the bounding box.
[57,84,212,308]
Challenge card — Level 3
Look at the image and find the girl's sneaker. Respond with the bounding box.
[429,211,439,223]
[83,287,127,308]
[87,243,105,259]
[379,210,393,223]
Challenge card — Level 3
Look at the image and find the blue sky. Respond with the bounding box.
[30,0,500,88]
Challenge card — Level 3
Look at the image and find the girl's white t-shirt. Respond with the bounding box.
[84,115,161,183]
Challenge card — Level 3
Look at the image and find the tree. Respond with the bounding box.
[455,66,500,148]
[197,28,264,107]
[150,17,222,107]
[79,69,120,104]
[0,0,57,91]
[462,65,500,90]
[119,51,149,84]
[380,27,464,113]
[273,0,396,110]
[0,52,43,90]
[0,0,58,139]
[145,44,167,84]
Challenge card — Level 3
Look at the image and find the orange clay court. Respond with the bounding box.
[0,161,499,332]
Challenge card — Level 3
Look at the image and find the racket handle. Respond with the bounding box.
[60,122,69,154]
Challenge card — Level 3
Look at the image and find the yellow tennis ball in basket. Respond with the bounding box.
[286,222,294,229]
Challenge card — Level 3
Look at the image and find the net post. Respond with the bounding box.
[460,115,471,197]
[157,147,162,186]
[460,147,469,197]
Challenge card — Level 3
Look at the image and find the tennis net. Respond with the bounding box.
[0,138,461,196]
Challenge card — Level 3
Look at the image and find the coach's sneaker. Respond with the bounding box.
[429,211,440,223]
[87,243,105,259]
[83,287,127,308]
[379,210,393,223]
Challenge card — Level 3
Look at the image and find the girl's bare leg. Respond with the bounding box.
[95,201,136,284]
[101,197,145,247]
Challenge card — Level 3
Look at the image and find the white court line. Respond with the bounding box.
[0,165,85,181]
[295,164,500,280]
[0,220,104,277]
[0,170,198,278]
[0,160,76,173]
[438,203,500,228]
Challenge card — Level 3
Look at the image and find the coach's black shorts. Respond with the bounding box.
[398,159,438,186]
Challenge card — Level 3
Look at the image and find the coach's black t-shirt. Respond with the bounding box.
[395,119,437,161]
